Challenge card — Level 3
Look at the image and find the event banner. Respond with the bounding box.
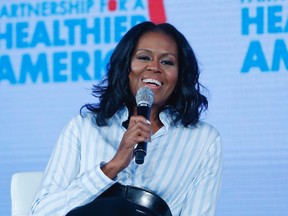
[0,0,166,85]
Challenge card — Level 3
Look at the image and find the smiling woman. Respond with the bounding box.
[31,21,222,216]
[129,31,178,111]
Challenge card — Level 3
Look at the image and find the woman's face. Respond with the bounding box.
[129,31,179,109]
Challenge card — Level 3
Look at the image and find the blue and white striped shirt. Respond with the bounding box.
[31,106,222,216]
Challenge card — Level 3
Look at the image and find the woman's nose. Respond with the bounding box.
[146,60,161,73]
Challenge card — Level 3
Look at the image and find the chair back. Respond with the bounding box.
[11,172,43,216]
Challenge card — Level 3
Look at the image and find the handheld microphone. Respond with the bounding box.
[134,86,154,165]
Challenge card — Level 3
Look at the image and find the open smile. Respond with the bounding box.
[142,78,163,88]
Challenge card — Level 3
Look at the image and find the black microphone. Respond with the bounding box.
[134,86,154,165]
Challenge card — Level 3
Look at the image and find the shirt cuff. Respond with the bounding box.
[77,162,116,196]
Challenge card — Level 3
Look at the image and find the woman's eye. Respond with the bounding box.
[161,60,174,65]
[137,56,150,61]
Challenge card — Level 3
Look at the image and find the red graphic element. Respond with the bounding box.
[148,0,166,24]
[108,0,117,11]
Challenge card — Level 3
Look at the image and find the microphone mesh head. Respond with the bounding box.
[136,87,154,106]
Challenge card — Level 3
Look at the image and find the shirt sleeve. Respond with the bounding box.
[180,134,223,216]
[30,117,116,216]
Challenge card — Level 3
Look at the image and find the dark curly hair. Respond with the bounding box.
[81,21,208,127]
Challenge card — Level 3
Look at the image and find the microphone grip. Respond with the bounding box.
[134,104,150,165]
[134,142,147,164]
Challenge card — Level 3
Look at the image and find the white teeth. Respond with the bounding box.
[143,78,162,86]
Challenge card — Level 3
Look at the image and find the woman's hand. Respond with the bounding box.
[101,115,151,179]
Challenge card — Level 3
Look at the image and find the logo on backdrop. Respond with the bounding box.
[0,0,166,85]
[240,0,288,73]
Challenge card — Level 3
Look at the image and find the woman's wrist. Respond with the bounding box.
[100,160,120,180]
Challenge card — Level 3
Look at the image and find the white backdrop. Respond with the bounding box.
[1,0,288,215]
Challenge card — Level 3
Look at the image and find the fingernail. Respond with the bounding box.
[146,120,151,125]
